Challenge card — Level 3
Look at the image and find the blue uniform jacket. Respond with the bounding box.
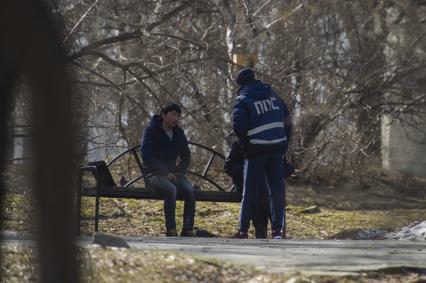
[232,80,289,156]
[141,115,190,177]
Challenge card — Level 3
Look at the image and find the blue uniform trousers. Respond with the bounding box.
[239,153,285,232]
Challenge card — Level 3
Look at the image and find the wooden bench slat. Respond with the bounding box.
[82,187,242,203]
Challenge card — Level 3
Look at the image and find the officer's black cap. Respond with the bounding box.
[235,68,255,86]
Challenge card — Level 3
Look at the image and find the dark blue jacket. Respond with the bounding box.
[141,115,190,176]
[232,80,290,156]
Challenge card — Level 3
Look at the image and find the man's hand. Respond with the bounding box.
[166,173,177,183]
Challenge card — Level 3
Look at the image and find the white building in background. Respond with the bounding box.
[381,4,426,178]
[381,113,426,177]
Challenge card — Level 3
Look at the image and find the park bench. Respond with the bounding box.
[77,142,242,234]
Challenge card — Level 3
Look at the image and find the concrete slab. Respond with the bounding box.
[2,233,425,274]
[119,237,426,274]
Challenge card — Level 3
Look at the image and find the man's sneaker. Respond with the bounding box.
[166,229,178,237]
[233,231,248,239]
[180,229,196,237]
[272,230,283,239]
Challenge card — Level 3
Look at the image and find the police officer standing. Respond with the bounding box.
[224,134,271,239]
[232,68,291,239]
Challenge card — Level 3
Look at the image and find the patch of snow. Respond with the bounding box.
[386,221,426,241]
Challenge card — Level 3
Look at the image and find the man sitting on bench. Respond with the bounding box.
[141,102,196,237]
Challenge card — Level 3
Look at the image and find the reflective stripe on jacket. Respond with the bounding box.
[232,80,289,156]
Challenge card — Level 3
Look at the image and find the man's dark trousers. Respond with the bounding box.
[145,174,195,231]
[239,153,284,232]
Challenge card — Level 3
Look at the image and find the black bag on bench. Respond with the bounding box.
[88,161,116,188]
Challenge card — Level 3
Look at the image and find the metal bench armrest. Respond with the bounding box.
[79,165,100,190]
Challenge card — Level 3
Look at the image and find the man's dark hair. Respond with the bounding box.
[235,68,255,86]
[161,101,181,115]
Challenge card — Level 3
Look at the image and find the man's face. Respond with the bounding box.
[162,110,180,128]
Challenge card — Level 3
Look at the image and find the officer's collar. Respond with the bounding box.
[237,79,261,94]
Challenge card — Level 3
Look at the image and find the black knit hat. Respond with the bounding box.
[235,68,255,85]
[161,101,181,114]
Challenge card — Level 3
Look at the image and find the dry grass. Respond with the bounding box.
[2,163,426,282]
[3,190,425,240]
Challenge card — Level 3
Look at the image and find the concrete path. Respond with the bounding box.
[2,233,426,274]
[121,237,426,274]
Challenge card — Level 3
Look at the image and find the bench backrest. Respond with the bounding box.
[103,143,229,192]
